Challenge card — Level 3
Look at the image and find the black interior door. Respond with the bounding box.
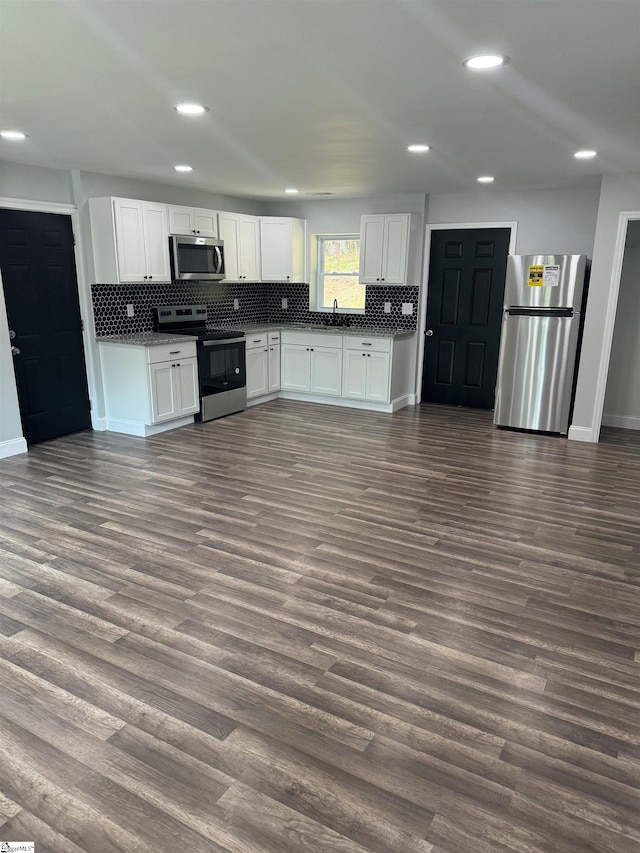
[0,209,91,444]
[421,228,510,409]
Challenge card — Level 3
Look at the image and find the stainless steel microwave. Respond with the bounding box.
[169,234,225,281]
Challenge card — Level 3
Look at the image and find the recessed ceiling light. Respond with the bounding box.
[284,188,299,194]
[574,149,597,159]
[174,165,193,172]
[408,144,430,153]
[173,103,209,115]
[477,175,495,183]
[1,130,28,140]
[463,54,509,70]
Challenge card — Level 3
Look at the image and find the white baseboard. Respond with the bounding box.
[601,414,640,431]
[278,390,396,412]
[0,437,28,458]
[91,416,108,431]
[246,392,279,408]
[391,393,416,411]
[104,415,194,437]
[568,425,599,443]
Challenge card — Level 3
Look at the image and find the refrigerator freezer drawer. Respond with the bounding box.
[494,313,581,433]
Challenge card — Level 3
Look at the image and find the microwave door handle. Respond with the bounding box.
[215,245,223,273]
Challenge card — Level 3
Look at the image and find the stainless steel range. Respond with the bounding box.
[153,304,246,422]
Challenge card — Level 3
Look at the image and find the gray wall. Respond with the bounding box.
[0,160,74,204]
[426,180,601,255]
[77,170,267,215]
[602,219,640,429]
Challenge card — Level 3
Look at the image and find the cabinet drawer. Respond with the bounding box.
[147,341,197,364]
[268,331,281,344]
[281,331,343,348]
[344,336,392,353]
[246,333,268,349]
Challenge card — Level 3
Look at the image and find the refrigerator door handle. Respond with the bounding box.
[507,307,574,318]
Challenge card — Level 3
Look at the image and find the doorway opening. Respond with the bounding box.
[600,215,640,433]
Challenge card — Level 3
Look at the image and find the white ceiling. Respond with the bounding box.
[1,0,639,201]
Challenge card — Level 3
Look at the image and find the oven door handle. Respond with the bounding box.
[201,338,245,347]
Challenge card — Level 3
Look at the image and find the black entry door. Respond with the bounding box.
[421,228,510,409]
[0,209,91,444]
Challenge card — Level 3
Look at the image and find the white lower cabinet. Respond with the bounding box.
[249,329,412,412]
[149,358,199,422]
[99,340,199,436]
[268,333,281,393]
[342,337,392,402]
[246,332,280,400]
[281,332,343,396]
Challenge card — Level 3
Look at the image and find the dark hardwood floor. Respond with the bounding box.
[0,400,639,852]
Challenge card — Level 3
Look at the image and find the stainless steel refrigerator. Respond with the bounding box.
[494,254,588,434]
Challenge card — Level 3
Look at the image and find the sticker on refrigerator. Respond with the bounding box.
[528,265,544,286]
[542,264,560,286]
[528,264,560,286]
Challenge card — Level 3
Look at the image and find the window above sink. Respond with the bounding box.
[313,234,364,314]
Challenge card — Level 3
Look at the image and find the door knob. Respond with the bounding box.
[9,329,16,339]
[425,329,434,337]
[11,345,21,356]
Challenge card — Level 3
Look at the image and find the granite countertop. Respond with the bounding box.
[97,332,198,346]
[97,326,416,345]
[235,323,415,340]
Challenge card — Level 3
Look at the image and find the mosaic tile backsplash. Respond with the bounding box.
[92,281,420,337]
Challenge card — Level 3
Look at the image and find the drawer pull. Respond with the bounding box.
[362,342,372,346]
[169,350,181,354]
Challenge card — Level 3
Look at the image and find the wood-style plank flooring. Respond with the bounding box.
[0,400,639,852]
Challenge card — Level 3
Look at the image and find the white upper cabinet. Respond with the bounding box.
[219,212,261,281]
[89,197,171,283]
[168,205,219,238]
[259,217,305,282]
[359,213,411,285]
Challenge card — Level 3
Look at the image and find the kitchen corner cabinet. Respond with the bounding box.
[359,213,410,285]
[259,217,305,282]
[281,332,342,396]
[218,212,260,281]
[89,197,171,283]
[99,340,199,436]
[168,205,219,238]
[342,336,391,402]
[246,331,281,400]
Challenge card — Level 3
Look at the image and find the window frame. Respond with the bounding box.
[315,233,364,314]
